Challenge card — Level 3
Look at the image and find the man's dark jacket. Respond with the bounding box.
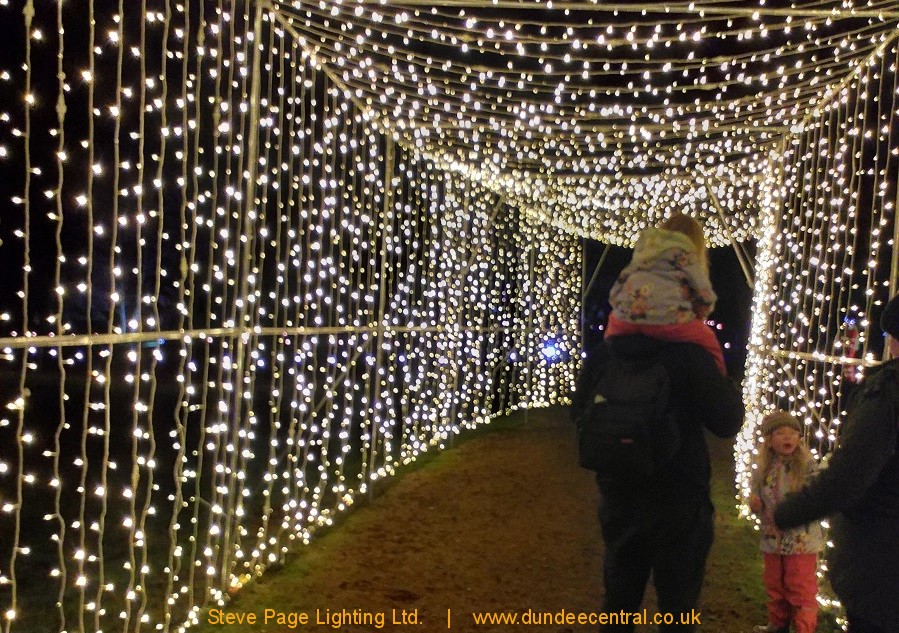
[572,336,744,494]
[774,358,899,629]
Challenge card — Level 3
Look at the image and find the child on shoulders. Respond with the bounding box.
[606,213,725,374]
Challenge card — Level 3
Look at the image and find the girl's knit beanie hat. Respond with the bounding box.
[760,411,802,436]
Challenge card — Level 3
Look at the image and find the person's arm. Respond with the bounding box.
[675,249,717,316]
[774,389,898,530]
[803,456,820,481]
[607,274,625,313]
[681,345,744,438]
[571,343,608,425]
[747,461,764,513]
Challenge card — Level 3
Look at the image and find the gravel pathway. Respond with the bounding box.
[197,406,775,632]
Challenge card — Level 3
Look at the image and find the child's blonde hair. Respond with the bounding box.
[754,411,814,491]
[660,213,708,273]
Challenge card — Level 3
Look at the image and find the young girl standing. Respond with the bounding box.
[749,411,824,633]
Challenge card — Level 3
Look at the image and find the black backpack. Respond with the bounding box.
[576,354,680,480]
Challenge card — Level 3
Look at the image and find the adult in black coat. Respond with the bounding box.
[773,297,899,633]
[572,335,744,632]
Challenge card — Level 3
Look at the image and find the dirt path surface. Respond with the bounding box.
[199,407,777,632]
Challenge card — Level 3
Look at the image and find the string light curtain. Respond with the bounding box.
[271,0,899,246]
[737,36,899,620]
[0,1,577,631]
[739,35,899,495]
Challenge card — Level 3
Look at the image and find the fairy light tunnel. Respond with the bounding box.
[0,0,898,630]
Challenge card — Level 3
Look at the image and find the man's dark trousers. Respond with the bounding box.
[598,481,713,632]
